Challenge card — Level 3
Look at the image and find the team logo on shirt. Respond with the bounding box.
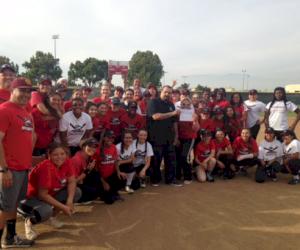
[201,150,211,158]
[111,117,120,125]
[17,115,33,132]
[70,123,86,134]
[101,154,115,165]
[239,147,249,155]
[263,146,278,156]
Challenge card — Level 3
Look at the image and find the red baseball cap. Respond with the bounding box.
[11,77,34,90]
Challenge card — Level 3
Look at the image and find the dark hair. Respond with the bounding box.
[97,101,108,108]
[72,97,84,104]
[115,86,124,95]
[230,92,243,106]
[120,131,133,154]
[283,129,297,140]
[136,129,148,153]
[47,142,69,157]
[44,92,62,120]
[85,101,97,113]
[268,87,288,111]
[125,88,134,94]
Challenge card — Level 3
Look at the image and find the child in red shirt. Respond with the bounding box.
[232,128,259,175]
[96,130,125,204]
[18,143,81,240]
[212,129,234,179]
[198,108,215,134]
[70,138,100,203]
[212,108,225,133]
[194,130,217,182]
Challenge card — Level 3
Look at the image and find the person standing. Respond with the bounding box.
[147,85,182,186]
[0,64,16,104]
[244,89,266,139]
[0,77,35,248]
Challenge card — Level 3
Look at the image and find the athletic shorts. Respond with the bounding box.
[0,170,28,212]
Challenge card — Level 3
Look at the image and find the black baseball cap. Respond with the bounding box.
[80,138,99,148]
[128,101,138,109]
[111,97,121,105]
[104,130,115,138]
[214,108,223,115]
[0,64,15,73]
[200,129,212,137]
[201,107,211,114]
[265,127,275,134]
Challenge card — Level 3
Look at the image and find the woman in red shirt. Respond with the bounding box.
[194,130,217,182]
[32,92,62,156]
[70,138,101,204]
[198,108,215,133]
[212,108,225,133]
[212,129,234,179]
[96,130,125,204]
[18,143,81,240]
[232,128,259,175]
[224,106,242,142]
[230,92,248,128]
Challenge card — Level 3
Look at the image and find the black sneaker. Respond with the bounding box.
[2,235,34,248]
[171,180,183,187]
[288,178,300,185]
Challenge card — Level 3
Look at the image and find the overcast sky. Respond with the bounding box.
[1,0,300,90]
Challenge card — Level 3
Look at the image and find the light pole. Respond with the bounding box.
[52,34,59,59]
[242,69,246,91]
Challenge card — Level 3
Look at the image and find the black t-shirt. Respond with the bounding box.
[147,98,176,145]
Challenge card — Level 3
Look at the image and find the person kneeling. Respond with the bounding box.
[18,143,81,241]
[195,130,216,182]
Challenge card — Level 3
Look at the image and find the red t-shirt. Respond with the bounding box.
[178,121,197,139]
[27,159,74,198]
[64,100,72,112]
[212,137,231,152]
[213,118,224,132]
[232,136,258,158]
[107,109,126,138]
[120,113,146,138]
[96,145,118,179]
[70,152,87,177]
[224,118,241,141]
[0,102,33,170]
[0,89,10,104]
[195,140,216,162]
[93,115,111,135]
[32,108,59,149]
[138,100,147,116]
[199,118,215,132]
[30,91,45,108]
[92,97,111,105]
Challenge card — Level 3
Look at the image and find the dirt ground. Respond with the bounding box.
[15,123,300,250]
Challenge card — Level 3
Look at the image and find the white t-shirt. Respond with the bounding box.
[282,139,300,157]
[132,140,154,167]
[244,100,266,128]
[116,143,136,160]
[175,101,195,111]
[59,111,93,147]
[266,101,298,130]
[258,139,283,161]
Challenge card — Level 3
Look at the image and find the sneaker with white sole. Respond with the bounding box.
[184,180,192,185]
[47,217,64,229]
[2,235,34,248]
[25,218,38,241]
[125,186,134,194]
[140,178,146,188]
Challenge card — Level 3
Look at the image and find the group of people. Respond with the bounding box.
[0,63,300,248]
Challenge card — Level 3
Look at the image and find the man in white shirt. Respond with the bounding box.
[59,98,93,156]
[244,89,266,139]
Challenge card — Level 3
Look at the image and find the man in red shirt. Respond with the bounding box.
[0,64,16,104]
[0,77,35,248]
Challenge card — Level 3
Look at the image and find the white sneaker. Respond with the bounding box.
[125,186,134,194]
[25,218,38,241]
[184,180,192,185]
[47,217,64,229]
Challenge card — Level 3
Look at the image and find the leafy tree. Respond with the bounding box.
[180,83,190,90]
[0,56,19,74]
[22,51,62,83]
[128,51,163,87]
[68,58,108,87]
[194,84,207,92]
